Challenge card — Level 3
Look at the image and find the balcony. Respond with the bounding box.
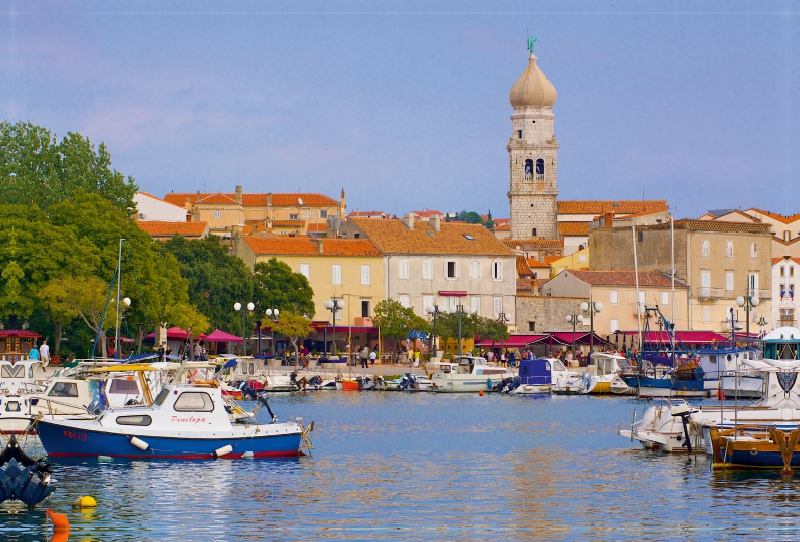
[696,287,724,300]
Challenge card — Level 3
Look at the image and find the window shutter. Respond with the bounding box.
[299,264,310,279]
[610,291,618,305]
[361,265,370,285]
[332,264,342,285]
[661,292,669,305]
[493,297,502,318]
[471,297,480,315]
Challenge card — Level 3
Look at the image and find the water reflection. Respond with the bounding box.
[4,394,800,539]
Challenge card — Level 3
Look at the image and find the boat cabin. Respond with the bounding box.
[450,356,508,376]
[696,346,758,380]
[588,353,631,377]
[518,358,553,386]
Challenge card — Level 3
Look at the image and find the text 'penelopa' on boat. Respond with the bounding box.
[33,362,313,460]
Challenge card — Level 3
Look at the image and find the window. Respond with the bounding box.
[116,415,152,426]
[360,265,371,285]
[493,297,503,319]
[701,271,711,288]
[751,243,758,259]
[332,264,342,285]
[524,158,533,175]
[174,392,214,412]
[701,240,710,257]
[361,300,370,318]
[471,297,481,315]
[398,259,410,280]
[578,254,587,263]
[703,307,711,323]
[320,210,328,218]
[1,365,22,378]
[422,259,433,280]
[463,234,475,241]
[535,158,545,175]
[299,264,310,279]
[661,292,669,305]
[214,211,221,218]
[5,401,20,412]
[609,291,618,305]
[726,272,734,291]
[532,228,537,237]
[792,267,796,278]
[638,291,646,304]
[518,130,523,139]
[726,241,733,258]
[445,296,458,311]
[109,379,140,394]
[48,382,78,397]
[528,322,536,332]
[399,295,410,308]
[445,261,458,279]
[492,261,502,280]
[781,266,786,278]
[748,273,758,290]
[289,213,299,220]
[470,261,480,279]
[609,319,619,333]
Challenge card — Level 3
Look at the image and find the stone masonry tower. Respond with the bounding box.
[507,51,559,240]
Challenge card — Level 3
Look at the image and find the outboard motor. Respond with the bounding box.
[494,377,513,393]
[580,372,592,394]
[255,391,278,423]
[504,375,522,394]
[238,380,259,400]
[308,375,322,389]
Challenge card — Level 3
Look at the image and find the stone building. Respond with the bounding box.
[507,52,559,240]
[515,294,588,334]
[590,219,773,331]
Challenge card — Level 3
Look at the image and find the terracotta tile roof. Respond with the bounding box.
[634,219,772,235]
[517,256,533,277]
[347,211,387,218]
[502,238,564,250]
[558,200,668,215]
[136,191,182,206]
[527,258,551,268]
[271,220,304,227]
[197,192,238,205]
[243,237,381,256]
[565,270,688,288]
[348,218,515,256]
[746,208,800,224]
[163,192,338,208]
[557,222,589,236]
[707,210,761,222]
[516,278,550,291]
[492,223,510,231]
[411,209,444,218]
[306,222,327,232]
[137,221,208,238]
[543,256,561,265]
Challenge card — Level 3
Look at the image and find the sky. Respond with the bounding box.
[1,0,798,219]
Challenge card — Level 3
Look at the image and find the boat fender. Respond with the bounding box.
[213,444,233,458]
[487,378,492,389]
[46,509,70,532]
[130,437,149,451]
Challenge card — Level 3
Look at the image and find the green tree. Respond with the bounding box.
[252,258,314,317]
[455,210,484,224]
[485,210,495,229]
[271,312,313,370]
[163,235,254,334]
[0,121,138,213]
[371,299,429,361]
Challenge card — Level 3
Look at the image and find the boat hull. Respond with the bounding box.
[0,416,35,435]
[512,384,551,395]
[623,375,709,398]
[37,419,302,460]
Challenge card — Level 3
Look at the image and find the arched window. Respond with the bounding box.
[524,159,533,176]
[536,158,545,175]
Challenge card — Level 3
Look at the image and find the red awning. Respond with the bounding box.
[0,330,41,338]
[547,331,612,346]
[203,329,243,343]
[146,326,191,340]
[616,331,729,344]
[475,334,549,348]
[438,291,467,297]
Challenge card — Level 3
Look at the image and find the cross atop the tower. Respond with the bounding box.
[527,36,539,54]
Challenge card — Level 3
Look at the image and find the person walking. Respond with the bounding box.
[413,349,420,368]
[360,346,369,368]
[40,339,51,369]
[369,349,377,366]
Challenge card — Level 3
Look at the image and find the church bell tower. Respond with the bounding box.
[507,45,559,240]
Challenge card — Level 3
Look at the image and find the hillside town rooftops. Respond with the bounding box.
[558,200,668,215]
[563,270,688,288]
[243,237,381,257]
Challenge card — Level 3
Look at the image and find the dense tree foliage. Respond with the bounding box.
[0,121,137,214]
[252,258,314,317]
[271,312,313,369]
[163,235,254,334]
[371,299,429,357]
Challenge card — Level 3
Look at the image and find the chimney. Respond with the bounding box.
[316,239,324,254]
[266,193,273,219]
[196,190,201,201]
[604,212,613,227]
[403,213,415,230]
[235,185,243,205]
[531,279,539,296]
[430,214,441,231]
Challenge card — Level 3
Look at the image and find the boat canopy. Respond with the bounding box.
[518,358,552,386]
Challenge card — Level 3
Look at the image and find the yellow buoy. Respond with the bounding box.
[72,496,97,508]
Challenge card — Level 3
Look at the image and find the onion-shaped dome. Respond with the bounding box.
[509,55,557,107]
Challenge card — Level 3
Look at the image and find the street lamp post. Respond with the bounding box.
[265,308,280,355]
[754,315,770,337]
[565,311,584,363]
[580,300,603,365]
[425,304,444,358]
[234,301,255,355]
[323,299,344,359]
[497,312,509,359]
[736,290,760,346]
[449,304,471,356]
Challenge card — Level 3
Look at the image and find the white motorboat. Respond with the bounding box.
[582,352,636,395]
[619,398,705,452]
[0,357,45,433]
[429,355,513,393]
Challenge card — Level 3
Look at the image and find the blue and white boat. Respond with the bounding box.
[36,370,310,460]
[512,358,580,395]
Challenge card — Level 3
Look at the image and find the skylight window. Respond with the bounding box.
[426,231,436,237]
[463,234,475,241]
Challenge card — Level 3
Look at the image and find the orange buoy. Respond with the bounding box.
[717,389,725,401]
[478,390,484,396]
[46,508,70,533]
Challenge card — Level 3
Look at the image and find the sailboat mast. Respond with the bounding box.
[670,213,676,360]
[114,239,125,359]
[632,226,643,358]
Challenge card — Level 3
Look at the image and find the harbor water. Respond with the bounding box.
[3,392,800,541]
